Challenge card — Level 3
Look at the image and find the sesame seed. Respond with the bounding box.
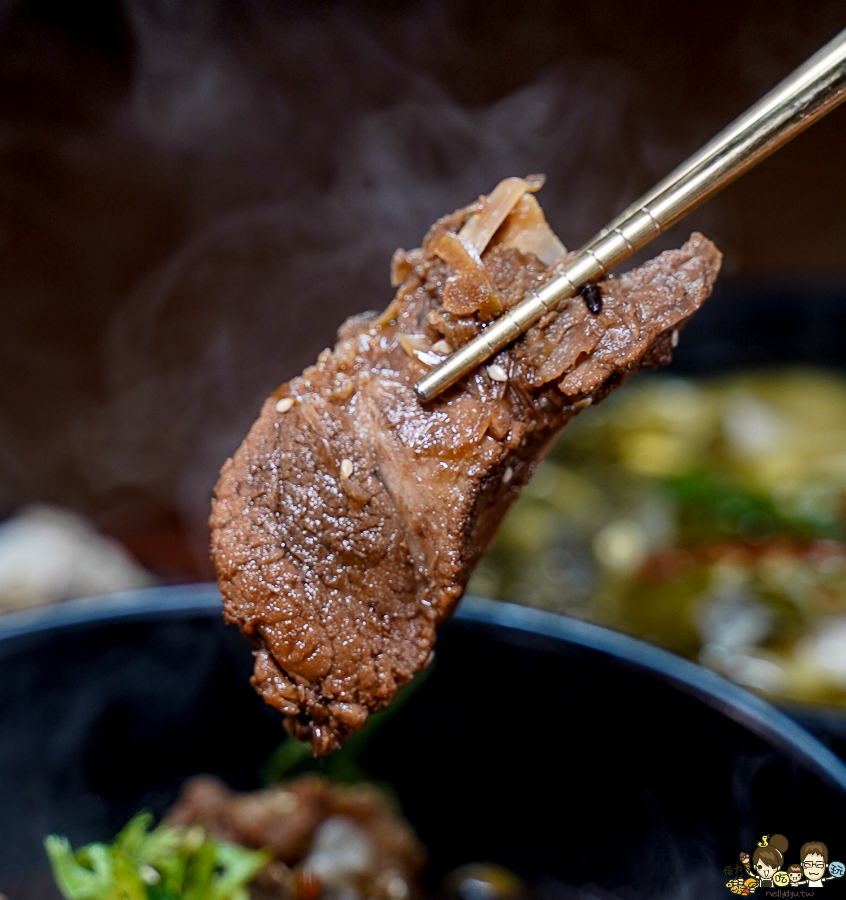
[340,459,353,479]
[503,466,514,484]
[487,363,508,382]
[432,339,452,355]
[275,397,295,413]
[671,329,679,348]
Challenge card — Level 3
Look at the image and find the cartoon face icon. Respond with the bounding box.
[802,853,827,881]
[789,871,802,884]
[755,859,776,879]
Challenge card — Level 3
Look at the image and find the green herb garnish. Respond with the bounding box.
[45,812,270,900]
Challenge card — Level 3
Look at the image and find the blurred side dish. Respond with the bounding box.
[469,368,846,706]
[46,776,425,900]
[45,775,524,900]
[0,505,154,613]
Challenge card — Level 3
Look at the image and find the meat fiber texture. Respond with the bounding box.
[211,178,722,754]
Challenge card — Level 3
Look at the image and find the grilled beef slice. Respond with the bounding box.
[211,180,722,754]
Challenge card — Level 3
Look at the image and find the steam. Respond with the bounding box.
[57,0,671,566]
[0,0,770,565]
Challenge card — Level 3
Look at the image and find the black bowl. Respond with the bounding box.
[1,585,845,900]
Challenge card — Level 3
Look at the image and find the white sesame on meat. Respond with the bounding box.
[340,459,354,479]
[276,397,295,413]
[432,339,453,355]
[487,363,508,382]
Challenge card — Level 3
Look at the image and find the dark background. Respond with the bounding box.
[2,0,846,578]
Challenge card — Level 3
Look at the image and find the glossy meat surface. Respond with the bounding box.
[211,181,722,753]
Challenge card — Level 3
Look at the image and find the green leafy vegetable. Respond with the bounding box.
[664,470,844,545]
[45,812,270,900]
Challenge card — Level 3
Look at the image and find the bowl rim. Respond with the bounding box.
[2,583,845,795]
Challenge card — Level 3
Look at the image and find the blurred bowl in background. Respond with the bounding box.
[1,584,845,900]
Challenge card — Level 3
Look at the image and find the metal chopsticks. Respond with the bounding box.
[414,27,846,403]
